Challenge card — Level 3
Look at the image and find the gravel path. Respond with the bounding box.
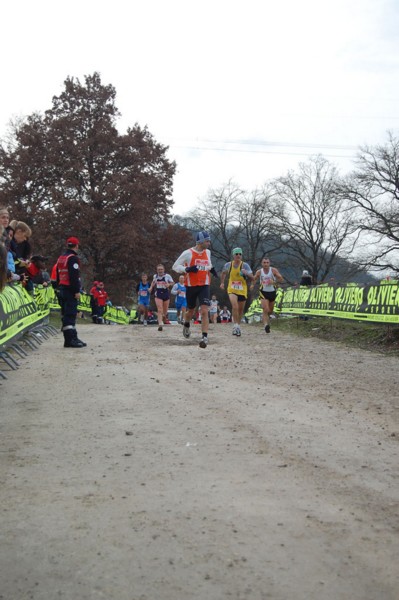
[1,321,398,600]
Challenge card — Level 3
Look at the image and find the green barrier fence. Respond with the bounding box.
[245,280,399,324]
[2,281,398,350]
[0,284,49,346]
[100,304,130,324]
[50,287,130,324]
[0,284,132,350]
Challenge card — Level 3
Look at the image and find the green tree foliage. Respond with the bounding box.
[0,73,190,302]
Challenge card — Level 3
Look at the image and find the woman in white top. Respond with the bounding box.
[149,264,174,331]
[251,257,284,333]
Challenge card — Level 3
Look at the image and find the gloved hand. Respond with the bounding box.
[185,265,198,273]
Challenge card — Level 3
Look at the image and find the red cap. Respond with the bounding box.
[67,236,80,245]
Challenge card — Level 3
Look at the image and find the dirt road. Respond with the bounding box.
[1,321,398,600]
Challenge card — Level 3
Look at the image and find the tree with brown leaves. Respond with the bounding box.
[0,73,190,303]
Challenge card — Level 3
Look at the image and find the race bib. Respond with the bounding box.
[195,259,209,271]
[232,280,244,290]
[262,277,273,286]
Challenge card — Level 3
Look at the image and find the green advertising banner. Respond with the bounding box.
[34,285,52,319]
[278,281,399,323]
[2,281,398,350]
[103,305,130,324]
[47,287,130,324]
[0,284,44,345]
[0,284,131,349]
[245,288,284,320]
[77,293,92,314]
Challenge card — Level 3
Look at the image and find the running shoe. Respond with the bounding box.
[232,326,238,336]
[158,325,163,331]
[236,326,241,337]
[199,336,208,348]
[143,320,148,326]
[183,324,191,338]
[164,319,171,324]
[265,324,271,333]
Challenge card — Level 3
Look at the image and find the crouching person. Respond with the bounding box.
[56,237,87,348]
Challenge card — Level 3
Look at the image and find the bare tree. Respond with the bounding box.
[187,180,244,262]
[273,155,360,283]
[187,180,281,269]
[340,132,399,275]
[235,184,282,270]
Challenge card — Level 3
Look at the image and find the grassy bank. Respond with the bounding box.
[272,315,399,356]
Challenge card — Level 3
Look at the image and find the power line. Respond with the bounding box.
[169,142,357,160]
[197,138,359,151]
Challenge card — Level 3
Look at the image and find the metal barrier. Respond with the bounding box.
[0,319,59,380]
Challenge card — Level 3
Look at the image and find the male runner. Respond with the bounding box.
[172,231,217,348]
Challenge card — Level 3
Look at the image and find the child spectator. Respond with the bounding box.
[92,281,109,323]
[26,255,49,285]
[90,281,99,323]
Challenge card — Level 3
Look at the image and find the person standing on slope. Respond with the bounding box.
[56,236,87,348]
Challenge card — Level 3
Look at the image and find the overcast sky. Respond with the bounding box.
[1,0,399,215]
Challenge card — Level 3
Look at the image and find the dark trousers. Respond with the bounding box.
[58,287,78,329]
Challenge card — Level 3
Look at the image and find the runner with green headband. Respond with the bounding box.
[220,248,254,337]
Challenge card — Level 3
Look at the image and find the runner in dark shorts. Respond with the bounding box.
[172,231,218,349]
[251,257,283,333]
